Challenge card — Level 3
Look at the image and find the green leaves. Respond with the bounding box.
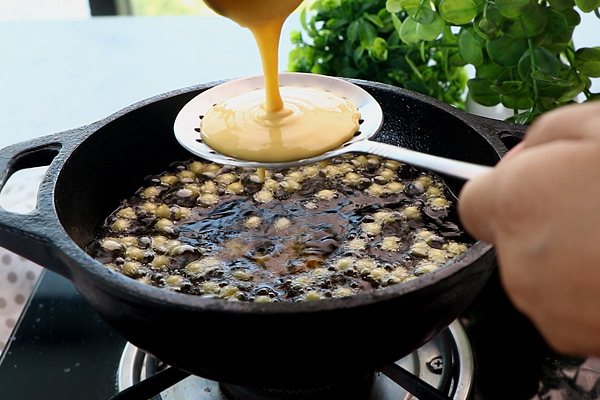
[518,48,559,80]
[575,47,600,77]
[496,0,533,18]
[468,78,500,106]
[290,0,600,125]
[288,0,467,108]
[547,0,575,10]
[501,94,534,110]
[399,16,420,44]
[348,18,378,48]
[474,6,503,40]
[503,4,547,38]
[396,0,597,120]
[458,28,485,65]
[399,12,445,44]
[540,8,571,53]
[403,0,437,23]
[370,36,389,61]
[439,0,478,24]
[358,19,378,47]
[388,0,446,45]
[386,0,403,13]
[486,36,528,66]
[418,14,445,40]
[575,0,600,12]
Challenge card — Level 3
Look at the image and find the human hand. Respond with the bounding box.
[458,101,600,357]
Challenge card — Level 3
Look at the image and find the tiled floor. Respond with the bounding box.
[0,168,45,353]
[0,250,42,352]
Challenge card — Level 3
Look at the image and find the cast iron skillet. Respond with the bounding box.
[0,78,525,389]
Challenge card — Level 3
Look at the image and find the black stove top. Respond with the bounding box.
[1,269,598,400]
[0,270,126,398]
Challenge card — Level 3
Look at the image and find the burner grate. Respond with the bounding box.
[114,320,473,400]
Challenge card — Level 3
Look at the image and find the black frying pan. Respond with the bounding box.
[0,79,525,389]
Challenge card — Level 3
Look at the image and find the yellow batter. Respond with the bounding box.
[201,0,361,162]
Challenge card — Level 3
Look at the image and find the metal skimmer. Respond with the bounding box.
[174,73,492,180]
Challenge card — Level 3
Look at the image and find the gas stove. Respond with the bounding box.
[116,318,472,400]
[1,269,599,400]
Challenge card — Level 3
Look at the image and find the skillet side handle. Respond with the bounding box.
[461,112,528,153]
[0,134,72,278]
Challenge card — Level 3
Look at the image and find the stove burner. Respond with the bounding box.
[116,320,473,400]
[220,374,374,400]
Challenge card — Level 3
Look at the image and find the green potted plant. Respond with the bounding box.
[287,0,469,108]
[288,0,600,123]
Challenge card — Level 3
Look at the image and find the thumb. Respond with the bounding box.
[458,169,498,244]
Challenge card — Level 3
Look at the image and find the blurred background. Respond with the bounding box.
[0,0,305,151]
[0,0,315,19]
[0,0,216,19]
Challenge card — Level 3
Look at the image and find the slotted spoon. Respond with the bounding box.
[174,73,492,180]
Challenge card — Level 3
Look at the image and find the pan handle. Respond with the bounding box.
[347,140,493,180]
[460,111,528,152]
[0,132,79,278]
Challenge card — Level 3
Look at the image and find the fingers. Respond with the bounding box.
[460,101,600,243]
[458,140,559,244]
[457,168,498,244]
[497,141,524,164]
[459,102,600,358]
[524,101,600,148]
[458,142,528,243]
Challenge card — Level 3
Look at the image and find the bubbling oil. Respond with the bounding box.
[87,155,474,302]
